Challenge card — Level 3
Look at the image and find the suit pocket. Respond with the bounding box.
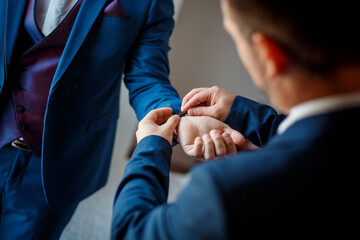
[86,107,119,134]
[103,0,130,18]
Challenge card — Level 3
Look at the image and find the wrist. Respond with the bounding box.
[171,111,188,146]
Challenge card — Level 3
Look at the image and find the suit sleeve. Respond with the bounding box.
[123,0,181,121]
[224,96,286,147]
[111,136,227,240]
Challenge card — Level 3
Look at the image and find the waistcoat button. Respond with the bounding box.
[21,124,30,131]
[17,105,26,113]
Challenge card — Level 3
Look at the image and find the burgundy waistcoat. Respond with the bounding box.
[0,0,82,156]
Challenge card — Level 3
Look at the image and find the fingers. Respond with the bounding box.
[182,88,215,116]
[181,88,207,110]
[187,106,214,117]
[222,132,237,155]
[199,131,237,160]
[163,115,181,132]
[144,108,174,124]
[181,88,210,112]
[202,134,215,160]
[202,131,232,160]
[193,137,204,158]
[209,130,226,156]
[137,108,180,145]
[223,127,245,145]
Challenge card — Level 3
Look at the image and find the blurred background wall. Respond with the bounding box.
[60,0,265,239]
[169,0,264,102]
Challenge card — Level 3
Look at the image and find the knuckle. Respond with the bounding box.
[212,86,220,92]
[217,149,226,155]
[190,88,199,94]
[224,139,234,145]
[213,135,222,141]
[204,138,212,145]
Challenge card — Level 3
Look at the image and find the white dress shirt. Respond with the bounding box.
[36,0,78,36]
[277,92,360,134]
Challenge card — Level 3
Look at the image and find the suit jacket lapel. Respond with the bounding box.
[4,0,27,70]
[50,0,108,92]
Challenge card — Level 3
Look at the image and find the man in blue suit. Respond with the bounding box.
[0,0,186,238]
[112,0,360,238]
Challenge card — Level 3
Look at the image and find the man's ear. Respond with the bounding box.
[251,32,288,79]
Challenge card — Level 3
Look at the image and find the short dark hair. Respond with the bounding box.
[225,0,360,74]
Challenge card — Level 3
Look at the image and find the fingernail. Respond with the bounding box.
[195,137,201,142]
[210,130,219,135]
[188,108,195,116]
[203,134,210,140]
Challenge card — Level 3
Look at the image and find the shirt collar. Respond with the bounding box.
[277,92,360,134]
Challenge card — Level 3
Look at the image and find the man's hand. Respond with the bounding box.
[136,108,181,145]
[181,86,236,122]
[177,116,245,159]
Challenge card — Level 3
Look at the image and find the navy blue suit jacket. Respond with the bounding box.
[112,96,359,239]
[0,0,181,209]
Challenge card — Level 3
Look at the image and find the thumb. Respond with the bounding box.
[224,128,245,145]
[163,115,181,132]
[188,106,213,117]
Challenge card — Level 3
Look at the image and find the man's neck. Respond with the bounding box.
[276,64,360,114]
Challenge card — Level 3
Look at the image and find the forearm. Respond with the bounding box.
[112,135,173,239]
[225,96,286,147]
[112,135,227,240]
[124,0,181,120]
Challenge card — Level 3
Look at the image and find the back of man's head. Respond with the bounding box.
[224,0,360,75]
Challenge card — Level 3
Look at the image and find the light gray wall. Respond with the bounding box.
[169,0,266,103]
[173,0,185,20]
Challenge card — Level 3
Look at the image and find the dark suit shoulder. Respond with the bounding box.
[191,108,360,237]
